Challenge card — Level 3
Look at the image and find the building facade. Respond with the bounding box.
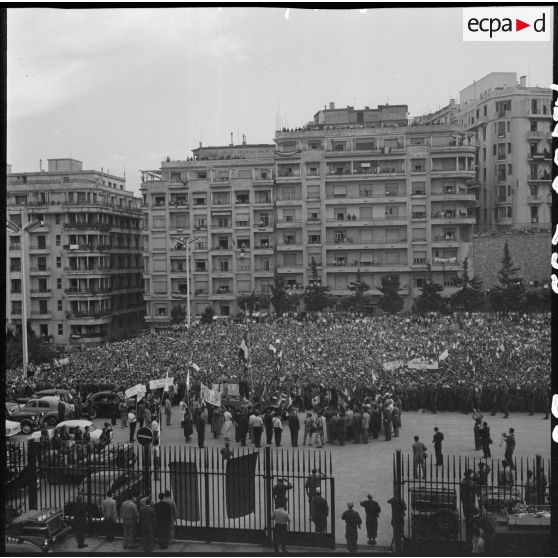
[6,159,144,347]
[458,72,552,230]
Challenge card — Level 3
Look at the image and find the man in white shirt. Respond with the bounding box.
[252,411,264,448]
[272,504,291,553]
[272,412,283,447]
[128,409,137,443]
[152,418,161,444]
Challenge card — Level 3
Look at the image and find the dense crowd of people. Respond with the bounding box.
[7,312,550,415]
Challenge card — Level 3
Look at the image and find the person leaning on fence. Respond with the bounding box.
[139,496,156,552]
[432,427,444,467]
[305,468,326,521]
[73,495,88,549]
[164,490,177,545]
[101,490,117,542]
[273,478,293,509]
[341,502,362,554]
[313,488,329,533]
[412,436,427,479]
[155,492,173,549]
[360,493,381,545]
[120,493,139,549]
[387,496,406,552]
[272,503,291,553]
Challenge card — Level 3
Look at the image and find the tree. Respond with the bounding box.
[339,269,375,313]
[270,274,298,315]
[413,265,446,314]
[524,288,550,312]
[200,306,215,324]
[489,240,526,312]
[236,291,271,315]
[378,274,405,314]
[303,258,333,312]
[170,304,187,324]
[6,332,58,370]
[450,257,484,312]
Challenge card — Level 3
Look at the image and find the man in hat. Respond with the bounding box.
[341,502,362,553]
[303,412,315,446]
[273,478,293,509]
[306,468,327,521]
[313,488,329,534]
[360,493,381,545]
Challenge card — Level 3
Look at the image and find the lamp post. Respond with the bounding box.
[175,232,199,328]
[6,218,44,378]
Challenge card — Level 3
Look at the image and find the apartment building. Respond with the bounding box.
[140,143,275,328]
[458,72,552,230]
[273,103,476,311]
[6,159,144,347]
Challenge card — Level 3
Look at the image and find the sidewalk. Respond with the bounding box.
[56,535,393,555]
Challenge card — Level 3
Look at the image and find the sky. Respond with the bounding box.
[7,7,553,194]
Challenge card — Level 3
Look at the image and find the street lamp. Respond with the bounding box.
[175,231,199,328]
[6,218,44,378]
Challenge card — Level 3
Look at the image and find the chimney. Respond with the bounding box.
[230,132,234,146]
[242,134,246,145]
[519,75,526,87]
[329,102,335,110]
[199,141,203,148]
[39,159,42,172]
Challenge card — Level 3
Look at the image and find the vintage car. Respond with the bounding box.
[6,402,44,434]
[4,536,44,554]
[18,397,71,427]
[28,419,105,445]
[17,389,75,407]
[6,419,22,437]
[86,390,135,419]
[6,508,71,553]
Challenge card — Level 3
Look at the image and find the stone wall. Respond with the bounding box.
[472,232,549,288]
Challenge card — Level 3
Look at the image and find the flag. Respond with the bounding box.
[260,383,268,403]
[268,344,276,354]
[238,333,249,362]
[439,349,449,361]
[312,395,320,407]
[286,395,292,409]
[164,370,170,392]
[186,370,191,391]
[190,362,200,372]
[225,452,259,518]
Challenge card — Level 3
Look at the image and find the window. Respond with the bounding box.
[412,228,426,241]
[413,250,427,265]
[530,206,539,223]
[483,105,487,116]
[497,144,506,160]
[531,99,538,114]
[158,307,167,316]
[219,260,229,272]
[255,191,271,204]
[217,217,229,227]
[308,211,319,221]
[334,230,346,243]
[194,196,207,206]
[498,186,507,202]
[10,257,21,271]
[507,143,511,154]
[307,185,320,199]
[530,120,537,132]
[333,185,346,197]
[57,278,62,289]
[57,300,63,311]
[497,165,506,181]
[530,184,538,197]
[507,164,512,176]
[37,256,47,271]
[38,278,47,292]
[39,324,48,337]
[58,324,63,336]
[411,182,426,195]
[235,192,249,204]
[385,184,398,196]
[39,300,48,314]
[258,213,269,227]
[56,235,61,246]
[385,206,399,217]
[56,256,61,268]
[218,236,229,249]
[11,279,21,293]
[309,234,321,245]
[12,301,22,314]
[220,305,230,316]
[36,236,46,249]
[283,209,295,222]
[497,121,506,137]
[194,218,206,229]
[415,277,425,288]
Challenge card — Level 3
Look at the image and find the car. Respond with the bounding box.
[86,390,135,419]
[7,402,45,434]
[65,470,144,517]
[6,419,22,437]
[16,389,75,408]
[20,397,71,427]
[4,536,44,554]
[6,508,71,553]
[28,419,104,445]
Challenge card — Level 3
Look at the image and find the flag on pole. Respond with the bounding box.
[238,333,249,362]
[186,369,191,391]
[164,370,170,392]
[439,349,449,361]
[268,344,276,354]
[312,395,320,407]
[190,362,200,372]
[260,383,268,403]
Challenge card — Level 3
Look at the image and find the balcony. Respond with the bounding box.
[65,288,112,296]
[28,245,51,252]
[325,239,407,250]
[276,169,301,178]
[66,311,112,322]
[495,217,513,225]
[64,243,114,252]
[29,289,52,297]
[526,131,546,140]
[29,267,51,274]
[527,196,542,204]
[69,331,108,344]
[277,241,303,250]
[276,218,303,228]
[64,266,111,274]
[430,192,476,202]
[64,222,111,232]
[431,168,476,177]
[171,291,189,299]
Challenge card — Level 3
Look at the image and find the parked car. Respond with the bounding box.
[28,419,104,445]
[7,402,45,434]
[6,508,71,553]
[17,389,75,407]
[4,536,44,554]
[19,397,71,427]
[65,470,144,517]
[6,419,22,437]
[86,391,135,419]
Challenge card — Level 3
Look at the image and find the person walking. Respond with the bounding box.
[138,496,156,552]
[273,412,283,447]
[195,411,206,448]
[360,493,381,545]
[502,428,515,466]
[383,406,392,442]
[288,408,300,447]
[252,411,264,448]
[479,421,492,458]
[341,502,362,554]
[237,407,249,446]
[118,399,128,428]
[432,427,444,467]
[164,397,172,426]
[73,495,88,549]
[128,409,137,443]
[361,407,370,444]
[272,504,291,554]
[313,488,329,533]
[223,407,234,441]
[121,494,139,549]
[303,412,315,446]
[391,405,401,438]
[163,490,177,545]
[101,490,117,542]
[154,492,173,550]
[412,436,427,479]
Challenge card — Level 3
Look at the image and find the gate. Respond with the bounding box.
[6,441,335,549]
[392,450,551,554]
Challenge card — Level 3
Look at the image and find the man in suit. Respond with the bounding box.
[154,492,173,549]
[432,427,444,466]
[341,502,362,554]
[138,496,156,552]
[287,408,300,447]
[360,493,381,545]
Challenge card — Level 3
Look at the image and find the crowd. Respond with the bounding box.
[7,312,549,416]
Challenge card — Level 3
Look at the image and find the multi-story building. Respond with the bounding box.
[140,142,275,328]
[458,72,552,230]
[6,158,144,347]
[273,103,477,311]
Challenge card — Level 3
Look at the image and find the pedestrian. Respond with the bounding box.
[223,407,234,441]
[164,396,172,426]
[412,435,427,479]
[154,492,173,549]
[314,409,325,448]
[479,421,492,458]
[221,441,234,462]
[273,412,283,447]
[179,398,187,427]
[110,399,118,426]
[360,493,381,545]
[461,469,476,543]
[264,409,274,445]
[303,412,315,446]
[432,427,444,467]
[128,408,137,443]
[387,496,406,552]
[502,428,515,466]
[352,407,361,444]
[472,528,486,554]
[237,407,249,446]
[144,405,152,428]
[153,438,161,479]
[138,496,155,552]
[273,478,293,509]
[305,468,326,521]
[120,494,139,549]
[525,470,537,505]
[119,398,128,428]
[383,405,392,441]
[272,504,291,554]
[151,417,160,445]
[252,411,264,448]
[313,488,329,533]
[196,411,206,448]
[361,407,370,444]
[163,490,177,545]
[73,495,88,549]
[137,400,146,428]
[341,502,362,554]
[391,405,401,437]
[101,490,117,542]
[183,405,193,443]
[288,408,300,447]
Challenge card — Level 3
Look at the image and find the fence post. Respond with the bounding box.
[394,449,403,555]
[264,446,273,546]
[204,448,211,541]
[27,441,38,510]
[330,476,336,549]
[535,454,542,505]
[86,444,93,533]
[143,444,151,498]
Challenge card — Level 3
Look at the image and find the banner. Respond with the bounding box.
[382,360,405,371]
[201,383,222,407]
[150,377,174,390]
[125,384,146,399]
[225,452,259,518]
[407,358,439,370]
[228,383,240,397]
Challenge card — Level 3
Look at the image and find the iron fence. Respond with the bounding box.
[5,441,335,549]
